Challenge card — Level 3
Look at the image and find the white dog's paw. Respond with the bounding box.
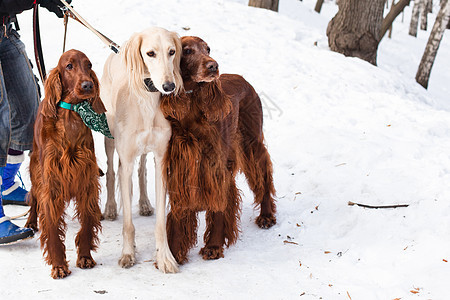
[139,199,154,216]
[155,247,179,273]
[118,254,136,268]
[103,203,118,221]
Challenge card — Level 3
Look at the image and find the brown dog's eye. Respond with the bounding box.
[183,48,192,55]
[169,49,175,56]
[88,63,92,69]
[147,51,156,57]
[206,47,210,54]
[66,63,73,70]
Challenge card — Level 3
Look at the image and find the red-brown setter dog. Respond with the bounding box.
[25,50,104,279]
[161,36,276,264]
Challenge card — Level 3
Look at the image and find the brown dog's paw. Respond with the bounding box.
[51,265,71,279]
[77,256,97,269]
[24,222,38,232]
[200,246,224,260]
[256,214,277,229]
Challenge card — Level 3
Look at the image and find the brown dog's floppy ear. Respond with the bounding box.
[41,68,62,118]
[89,70,106,114]
[199,80,232,122]
[171,32,183,95]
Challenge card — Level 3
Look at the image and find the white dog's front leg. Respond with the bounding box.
[154,154,179,273]
[118,159,136,268]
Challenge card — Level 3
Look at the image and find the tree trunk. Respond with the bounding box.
[248,0,279,12]
[420,0,430,30]
[409,0,423,36]
[326,0,385,65]
[415,0,450,89]
[315,0,325,13]
[381,0,412,41]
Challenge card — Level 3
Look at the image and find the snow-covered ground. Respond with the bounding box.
[2,0,450,299]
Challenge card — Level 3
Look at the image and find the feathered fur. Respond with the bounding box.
[25,50,103,279]
[100,27,182,273]
[161,36,276,264]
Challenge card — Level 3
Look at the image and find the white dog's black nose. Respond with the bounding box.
[81,81,94,91]
[162,82,175,92]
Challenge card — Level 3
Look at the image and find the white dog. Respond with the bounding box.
[100,27,182,272]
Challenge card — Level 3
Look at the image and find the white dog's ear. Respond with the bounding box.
[121,32,147,98]
[172,32,184,95]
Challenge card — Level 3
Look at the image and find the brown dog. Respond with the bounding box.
[26,50,104,279]
[161,36,276,264]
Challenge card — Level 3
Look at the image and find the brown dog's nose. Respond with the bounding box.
[207,61,218,72]
[81,81,94,91]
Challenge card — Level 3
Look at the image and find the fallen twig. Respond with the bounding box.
[283,240,299,245]
[348,201,409,209]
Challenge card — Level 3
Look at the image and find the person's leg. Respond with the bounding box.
[1,28,40,152]
[0,28,39,205]
[0,167,34,245]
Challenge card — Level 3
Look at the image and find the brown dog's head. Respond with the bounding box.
[42,49,105,118]
[180,36,219,89]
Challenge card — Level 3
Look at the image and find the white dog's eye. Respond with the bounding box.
[147,51,156,57]
[169,49,175,56]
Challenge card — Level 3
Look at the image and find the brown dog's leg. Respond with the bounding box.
[75,183,102,269]
[201,211,225,260]
[25,153,40,231]
[167,210,198,264]
[241,137,277,229]
[201,181,241,260]
[25,189,38,231]
[40,202,70,279]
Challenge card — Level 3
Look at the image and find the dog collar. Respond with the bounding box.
[144,78,159,92]
[58,100,114,139]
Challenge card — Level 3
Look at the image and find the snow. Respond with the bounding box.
[2,0,450,299]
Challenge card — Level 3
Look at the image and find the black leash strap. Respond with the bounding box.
[33,4,46,83]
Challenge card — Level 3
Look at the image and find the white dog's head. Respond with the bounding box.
[121,27,183,98]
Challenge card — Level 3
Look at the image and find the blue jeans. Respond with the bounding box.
[0,25,40,167]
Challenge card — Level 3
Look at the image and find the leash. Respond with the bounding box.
[33,3,47,83]
[62,10,69,53]
[58,0,120,53]
[33,1,120,83]
[54,3,157,92]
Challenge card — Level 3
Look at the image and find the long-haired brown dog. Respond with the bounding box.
[25,50,104,279]
[160,36,276,264]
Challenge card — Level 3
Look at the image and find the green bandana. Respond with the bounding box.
[58,100,114,139]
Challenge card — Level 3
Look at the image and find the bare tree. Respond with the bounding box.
[326,0,385,65]
[381,0,412,40]
[248,0,279,11]
[420,0,432,30]
[315,0,325,13]
[416,0,450,88]
[410,0,423,36]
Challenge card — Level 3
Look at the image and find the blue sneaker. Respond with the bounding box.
[2,184,29,206]
[1,162,29,206]
[0,217,34,245]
